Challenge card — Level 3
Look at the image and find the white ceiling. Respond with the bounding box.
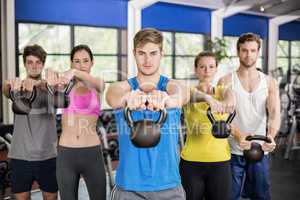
[159,0,300,17]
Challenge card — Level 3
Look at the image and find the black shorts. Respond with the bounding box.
[11,158,58,193]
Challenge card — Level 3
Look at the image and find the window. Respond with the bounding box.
[18,23,71,78]
[17,23,124,109]
[291,41,300,70]
[277,40,300,75]
[75,26,119,82]
[161,32,173,77]
[277,40,289,76]
[175,32,204,79]
[160,31,205,79]
[276,40,300,82]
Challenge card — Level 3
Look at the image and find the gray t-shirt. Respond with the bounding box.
[8,88,58,161]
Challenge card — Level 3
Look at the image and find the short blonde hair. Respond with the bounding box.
[134,28,163,51]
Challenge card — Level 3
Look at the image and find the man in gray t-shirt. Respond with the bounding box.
[3,44,58,200]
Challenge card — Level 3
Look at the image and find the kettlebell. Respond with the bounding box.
[243,135,272,163]
[206,107,236,138]
[46,79,75,108]
[124,107,167,148]
[10,87,37,115]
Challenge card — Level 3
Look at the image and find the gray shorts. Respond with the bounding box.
[110,185,186,200]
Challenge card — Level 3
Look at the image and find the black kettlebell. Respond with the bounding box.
[206,107,236,138]
[124,107,167,148]
[46,79,75,108]
[243,135,272,163]
[10,87,37,115]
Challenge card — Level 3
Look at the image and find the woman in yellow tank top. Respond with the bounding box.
[180,51,235,200]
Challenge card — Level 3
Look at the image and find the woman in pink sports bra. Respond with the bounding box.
[56,44,106,200]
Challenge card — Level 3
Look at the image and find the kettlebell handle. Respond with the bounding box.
[206,107,216,124]
[226,110,236,124]
[124,107,167,127]
[9,86,37,103]
[245,135,272,143]
[206,107,236,124]
[46,78,75,95]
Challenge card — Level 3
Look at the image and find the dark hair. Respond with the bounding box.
[23,44,47,64]
[237,32,261,52]
[194,51,218,68]
[70,44,93,61]
[134,28,163,51]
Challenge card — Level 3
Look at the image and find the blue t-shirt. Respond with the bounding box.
[114,75,182,191]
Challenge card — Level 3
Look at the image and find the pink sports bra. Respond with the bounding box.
[63,89,100,116]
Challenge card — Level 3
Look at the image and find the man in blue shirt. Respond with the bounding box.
[106,28,189,200]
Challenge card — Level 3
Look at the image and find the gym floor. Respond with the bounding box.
[2,138,299,199]
[268,148,300,200]
[30,148,300,200]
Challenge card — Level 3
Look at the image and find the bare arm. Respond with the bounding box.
[71,69,105,93]
[190,87,212,103]
[2,80,11,98]
[106,81,131,109]
[217,74,236,111]
[165,80,190,108]
[266,76,281,139]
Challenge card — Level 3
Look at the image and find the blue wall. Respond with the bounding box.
[15,0,300,40]
[15,0,128,28]
[142,2,211,34]
[279,21,300,41]
[224,14,269,39]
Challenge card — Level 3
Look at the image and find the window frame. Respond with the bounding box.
[277,40,300,83]
[16,22,126,84]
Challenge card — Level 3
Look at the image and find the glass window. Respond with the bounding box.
[75,27,117,54]
[175,57,195,79]
[224,36,238,57]
[291,41,300,71]
[173,32,205,79]
[277,40,289,57]
[18,23,71,75]
[291,41,300,57]
[277,40,291,76]
[161,56,172,78]
[18,56,27,79]
[175,32,204,55]
[277,58,289,75]
[18,23,123,109]
[162,32,173,55]
[92,56,118,82]
[18,23,70,54]
[291,58,300,70]
[75,26,119,82]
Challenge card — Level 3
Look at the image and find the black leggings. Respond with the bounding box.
[179,159,231,200]
[57,145,106,200]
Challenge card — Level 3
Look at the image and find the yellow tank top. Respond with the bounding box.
[181,85,231,162]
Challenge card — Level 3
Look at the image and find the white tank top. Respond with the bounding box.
[229,71,269,155]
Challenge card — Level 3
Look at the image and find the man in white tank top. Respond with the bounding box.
[218,33,280,200]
